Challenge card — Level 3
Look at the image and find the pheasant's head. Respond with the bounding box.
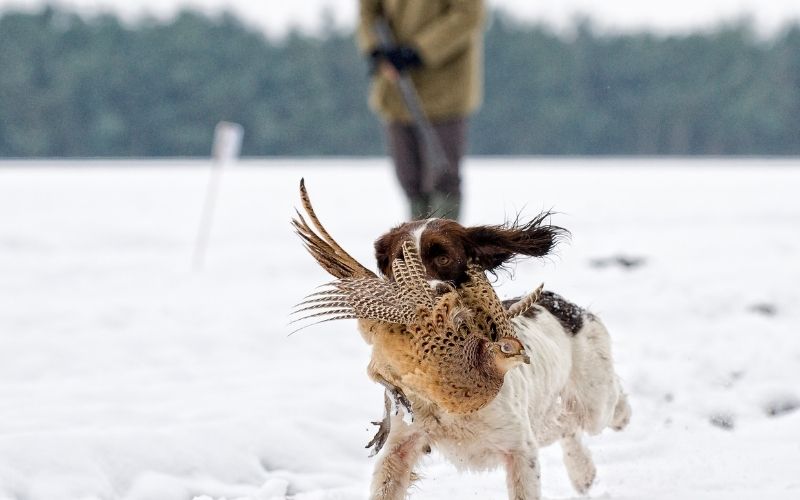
[488,336,530,374]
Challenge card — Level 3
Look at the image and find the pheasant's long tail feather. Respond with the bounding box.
[289,307,358,324]
[288,314,360,335]
[293,213,357,279]
[292,179,376,279]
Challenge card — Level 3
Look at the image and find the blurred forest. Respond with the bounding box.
[1,6,799,157]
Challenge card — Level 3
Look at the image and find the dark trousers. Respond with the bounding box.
[385,118,467,220]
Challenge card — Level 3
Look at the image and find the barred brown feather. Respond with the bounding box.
[291,179,376,280]
[390,241,435,310]
[506,283,545,318]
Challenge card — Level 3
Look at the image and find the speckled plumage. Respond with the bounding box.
[297,239,523,414]
[457,263,543,341]
[292,180,537,414]
[368,243,508,413]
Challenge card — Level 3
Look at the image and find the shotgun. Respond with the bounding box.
[374,18,450,182]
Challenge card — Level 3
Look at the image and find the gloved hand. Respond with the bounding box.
[368,45,423,74]
[383,45,423,72]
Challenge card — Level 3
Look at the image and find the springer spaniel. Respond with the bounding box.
[366,215,631,500]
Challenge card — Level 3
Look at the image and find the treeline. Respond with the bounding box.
[1,7,799,157]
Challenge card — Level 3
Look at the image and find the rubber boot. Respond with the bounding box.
[429,192,461,221]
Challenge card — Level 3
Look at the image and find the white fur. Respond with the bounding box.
[411,219,432,254]
[369,308,631,500]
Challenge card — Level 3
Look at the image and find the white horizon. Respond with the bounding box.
[1,0,799,37]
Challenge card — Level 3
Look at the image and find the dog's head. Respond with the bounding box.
[374,215,566,286]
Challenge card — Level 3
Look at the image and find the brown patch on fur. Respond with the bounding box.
[537,291,586,335]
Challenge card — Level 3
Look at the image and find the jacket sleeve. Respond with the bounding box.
[357,0,382,55]
[410,0,484,68]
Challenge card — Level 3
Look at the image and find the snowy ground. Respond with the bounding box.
[0,158,799,500]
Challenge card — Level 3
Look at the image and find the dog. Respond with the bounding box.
[366,216,631,500]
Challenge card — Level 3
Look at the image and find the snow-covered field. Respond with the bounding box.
[1,158,799,500]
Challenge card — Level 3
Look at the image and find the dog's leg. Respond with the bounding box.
[370,418,428,500]
[611,390,632,431]
[560,432,596,494]
[504,444,541,500]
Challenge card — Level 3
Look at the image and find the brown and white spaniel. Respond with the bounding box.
[366,215,631,500]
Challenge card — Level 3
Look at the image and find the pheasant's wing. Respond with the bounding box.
[291,277,421,330]
[291,178,376,280]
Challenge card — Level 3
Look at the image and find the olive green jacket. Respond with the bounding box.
[357,0,485,123]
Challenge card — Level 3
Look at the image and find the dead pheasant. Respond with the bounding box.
[292,179,543,414]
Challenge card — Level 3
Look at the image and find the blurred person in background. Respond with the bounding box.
[358,0,485,221]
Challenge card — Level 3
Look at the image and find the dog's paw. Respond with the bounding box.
[612,393,632,431]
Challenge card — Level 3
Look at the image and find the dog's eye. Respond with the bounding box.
[434,255,452,266]
[500,342,514,354]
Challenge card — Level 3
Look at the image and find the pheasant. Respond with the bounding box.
[291,179,542,414]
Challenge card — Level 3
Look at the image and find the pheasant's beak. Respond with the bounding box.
[521,352,531,364]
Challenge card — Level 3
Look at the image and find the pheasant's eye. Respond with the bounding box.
[500,342,514,354]
[434,255,452,267]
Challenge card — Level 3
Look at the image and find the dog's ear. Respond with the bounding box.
[374,233,394,277]
[465,213,567,271]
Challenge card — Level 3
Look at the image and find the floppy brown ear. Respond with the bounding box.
[465,213,567,271]
[374,233,394,277]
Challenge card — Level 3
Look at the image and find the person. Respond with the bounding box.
[357,0,485,221]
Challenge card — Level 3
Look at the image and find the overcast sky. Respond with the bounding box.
[2,0,800,36]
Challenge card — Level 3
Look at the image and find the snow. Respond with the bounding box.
[0,157,799,500]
